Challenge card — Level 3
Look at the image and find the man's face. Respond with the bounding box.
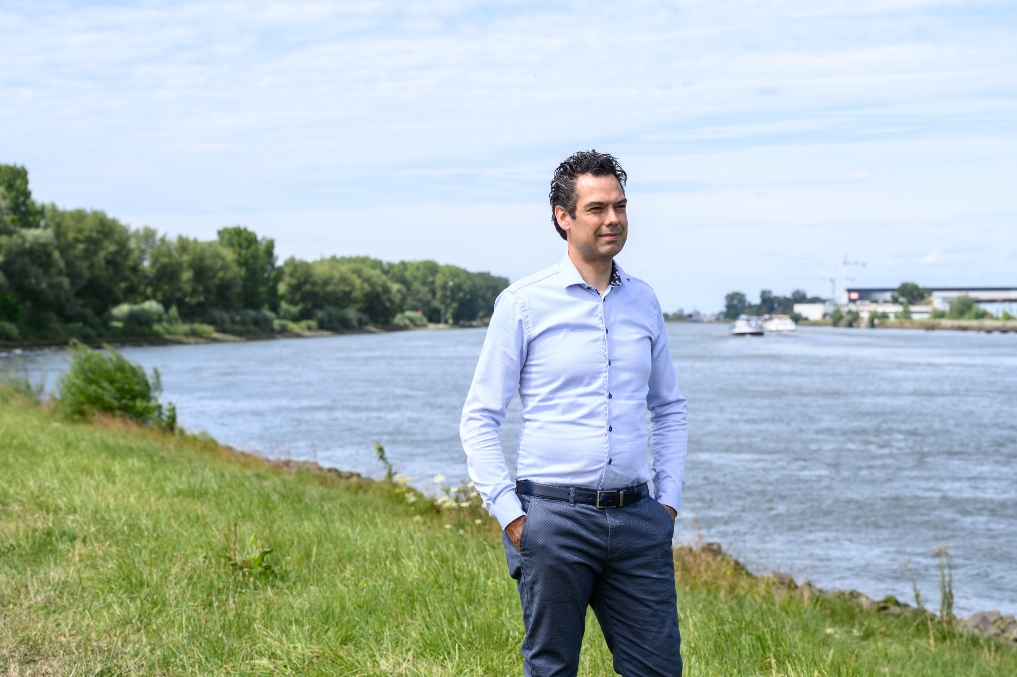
[555,174,628,262]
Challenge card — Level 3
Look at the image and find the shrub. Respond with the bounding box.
[206,309,277,333]
[830,308,843,326]
[843,310,860,327]
[868,311,889,328]
[0,320,19,340]
[109,300,166,330]
[313,306,366,331]
[393,310,428,329]
[278,301,301,321]
[56,341,175,429]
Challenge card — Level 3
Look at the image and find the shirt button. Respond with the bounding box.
[608,393,613,399]
[608,359,611,366]
[609,426,613,432]
[606,328,609,334]
[608,458,613,465]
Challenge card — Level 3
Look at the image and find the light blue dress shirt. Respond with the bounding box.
[460,253,688,528]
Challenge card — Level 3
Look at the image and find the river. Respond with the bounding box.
[7,324,1016,616]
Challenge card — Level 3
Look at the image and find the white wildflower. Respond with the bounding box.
[474,519,483,525]
[444,524,452,530]
[404,493,418,504]
[432,474,445,484]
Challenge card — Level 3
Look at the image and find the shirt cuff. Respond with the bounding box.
[490,491,525,530]
[655,482,683,514]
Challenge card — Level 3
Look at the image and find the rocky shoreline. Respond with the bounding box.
[683,542,1017,646]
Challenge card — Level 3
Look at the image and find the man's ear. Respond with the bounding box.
[554,205,571,232]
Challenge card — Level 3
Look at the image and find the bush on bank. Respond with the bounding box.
[55,341,176,430]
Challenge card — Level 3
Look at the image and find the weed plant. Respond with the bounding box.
[0,402,1014,675]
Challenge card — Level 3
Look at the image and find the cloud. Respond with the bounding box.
[0,0,1015,309]
[920,252,941,264]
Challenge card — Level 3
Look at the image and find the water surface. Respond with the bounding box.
[9,324,1016,616]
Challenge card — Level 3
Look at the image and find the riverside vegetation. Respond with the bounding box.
[1,351,1016,675]
[0,164,507,344]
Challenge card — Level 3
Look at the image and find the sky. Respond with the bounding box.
[2,0,1015,312]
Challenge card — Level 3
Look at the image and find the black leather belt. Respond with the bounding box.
[516,480,648,508]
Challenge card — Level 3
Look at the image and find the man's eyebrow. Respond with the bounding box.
[583,198,627,209]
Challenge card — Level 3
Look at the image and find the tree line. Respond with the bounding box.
[723,289,825,320]
[0,164,508,340]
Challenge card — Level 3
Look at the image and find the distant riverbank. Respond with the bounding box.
[799,319,1017,333]
[0,322,476,354]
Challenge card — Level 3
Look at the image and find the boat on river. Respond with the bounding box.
[731,315,765,336]
[762,315,797,333]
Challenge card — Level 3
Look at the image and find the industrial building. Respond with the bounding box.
[795,287,1017,323]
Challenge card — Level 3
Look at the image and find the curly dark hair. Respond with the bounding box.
[549,150,628,241]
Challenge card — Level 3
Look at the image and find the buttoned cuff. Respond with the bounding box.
[655,482,683,515]
[490,491,525,530]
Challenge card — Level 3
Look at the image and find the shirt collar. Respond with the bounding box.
[559,253,624,290]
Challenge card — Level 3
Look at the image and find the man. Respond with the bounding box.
[460,150,687,676]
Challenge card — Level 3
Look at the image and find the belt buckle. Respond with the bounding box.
[595,490,616,509]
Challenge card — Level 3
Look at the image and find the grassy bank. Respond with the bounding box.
[1,403,1015,675]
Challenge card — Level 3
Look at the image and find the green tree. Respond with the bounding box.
[0,228,70,329]
[46,206,141,321]
[217,226,280,311]
[386,260,442,321]
[946,294,990,320]
[344,262,404,325]
[435,265,482,324]
[724,292,747,319]
[892,282,931,305]
[0,165,43,232]
[472,271,509,320]
[279,257,404,326]
[279,257,358,319]
[145,237,241,320]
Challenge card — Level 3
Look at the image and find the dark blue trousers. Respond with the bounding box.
[502,493,682,677]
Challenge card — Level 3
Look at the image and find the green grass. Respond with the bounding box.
[1,402,1014,675]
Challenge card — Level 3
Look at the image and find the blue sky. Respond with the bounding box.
[2,0,1015,311]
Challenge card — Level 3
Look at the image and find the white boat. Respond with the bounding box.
[762,315,797,333]
[731,315,764,336]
